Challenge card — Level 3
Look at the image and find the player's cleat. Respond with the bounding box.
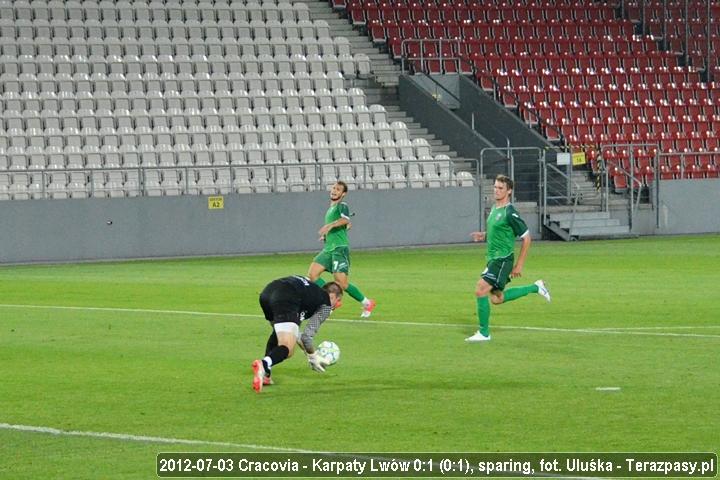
[263,375,274,386]
[535,279,551,302]
[465,331,491,342]
[252,360,265,393]
[360,299,376,318]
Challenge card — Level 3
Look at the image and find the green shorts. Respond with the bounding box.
[313,246,351,274]
[481,255,514,291]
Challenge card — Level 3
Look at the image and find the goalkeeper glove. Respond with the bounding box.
[306,352,329,373]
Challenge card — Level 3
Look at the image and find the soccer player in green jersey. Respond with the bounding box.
[465,175,551,342]
[307,181,376,318]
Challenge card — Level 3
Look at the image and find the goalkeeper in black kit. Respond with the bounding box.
[251,275,343,393]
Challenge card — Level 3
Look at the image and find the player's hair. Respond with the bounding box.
[495,174,514,191]
[323,281,344,297]
[335,180,348,193]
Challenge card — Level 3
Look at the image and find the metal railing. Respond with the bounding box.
[477,146,544,230]
[541,159,585,234]
[598,142,660,230]
[0,158,467,200]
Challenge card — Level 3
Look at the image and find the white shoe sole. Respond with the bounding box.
[465,335,491,342]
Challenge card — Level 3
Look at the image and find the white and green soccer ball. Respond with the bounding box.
[317,341,340,366]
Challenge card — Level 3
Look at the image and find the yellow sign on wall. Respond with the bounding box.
[572,152,587,166]
[208,196,224,210]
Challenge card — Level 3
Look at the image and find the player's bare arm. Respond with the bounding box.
[511,233,532,278]
[319,217,350,239]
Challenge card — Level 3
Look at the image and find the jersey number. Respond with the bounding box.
[332,260,339,271]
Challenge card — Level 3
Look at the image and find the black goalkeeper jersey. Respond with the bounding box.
[264,275,330,320]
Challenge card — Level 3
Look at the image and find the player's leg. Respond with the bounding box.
[467,259,507,342]
[490,290,504,305]
[253,290,301,392]
[500,280,550,303]
[333,248,376,317]
[308,250,332,285]
[502,284,538,302]
[333,273,376,317]
[308,261,326,284]
[466,278,493,342]
[261,330,278,386]
[253,323,298,393]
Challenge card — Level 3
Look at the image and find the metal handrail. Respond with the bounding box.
[0,158,466,199]
[599,142,660,230]
[477,146,543,230]
[544,160,583,233]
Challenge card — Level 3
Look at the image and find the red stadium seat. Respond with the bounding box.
[704,163,719,178]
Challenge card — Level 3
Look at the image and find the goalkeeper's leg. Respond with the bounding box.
[253,325,297,392]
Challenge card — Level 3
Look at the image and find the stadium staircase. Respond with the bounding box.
[305,0,477,172]
[541,168,635,240]
[544,209,633,240]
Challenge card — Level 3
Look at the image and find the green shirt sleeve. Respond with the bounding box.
[338,202,350,220]
[506,205,529,238]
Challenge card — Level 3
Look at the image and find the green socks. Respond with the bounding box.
[475,285,540,337]
[476,296,490,337]
[315,277,365,303]
[345,283,365,302]
[503,284,539,303]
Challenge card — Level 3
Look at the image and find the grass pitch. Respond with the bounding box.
[1,235,719,479]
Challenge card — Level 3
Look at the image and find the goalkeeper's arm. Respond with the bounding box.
[299,305,332,353]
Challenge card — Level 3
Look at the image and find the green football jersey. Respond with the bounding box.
[322,201,351,252]
[485,203,529,260]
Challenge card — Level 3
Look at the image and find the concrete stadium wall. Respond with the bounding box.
[1,180,716,264]
[0,187,482,264]
[637,179,720,235]
[398,75,496,163]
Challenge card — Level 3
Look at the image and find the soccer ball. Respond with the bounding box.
[317,341,340,366]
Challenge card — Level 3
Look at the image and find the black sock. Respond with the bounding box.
[267,345,289,371]
[265,331,278,356]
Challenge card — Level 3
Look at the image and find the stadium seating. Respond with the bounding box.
[0,0,472,200]
[344,0,720,189]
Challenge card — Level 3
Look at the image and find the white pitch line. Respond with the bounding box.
[0,423,600,480]
[1,304,719,339]
[495,325,720,339]
[0,422,316,453]
[0,303,258,318]
[590,325,720,331]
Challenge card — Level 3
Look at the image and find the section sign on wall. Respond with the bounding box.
[208,196,224,210]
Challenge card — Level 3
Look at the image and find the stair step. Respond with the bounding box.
[558,218,621,229]
[376,78,400,85]
[363,89,398,96]
[569,225,632,237]
[372,65,400,73]
[548,211,611,222]
[329,25,355,31]
[311,13,339,20]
